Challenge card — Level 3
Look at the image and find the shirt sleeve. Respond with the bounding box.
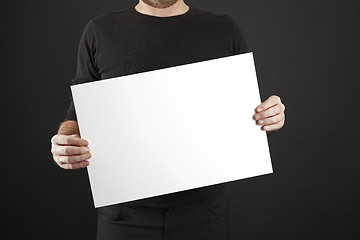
[231,20,249,55]
[64,20,101,121]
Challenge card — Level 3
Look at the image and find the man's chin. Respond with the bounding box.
[141,0,180,9]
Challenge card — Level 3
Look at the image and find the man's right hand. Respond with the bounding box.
[51,134,91,169]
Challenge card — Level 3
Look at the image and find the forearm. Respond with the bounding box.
[57,120,80,136]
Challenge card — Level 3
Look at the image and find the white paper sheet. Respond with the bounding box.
[71,52,273,208]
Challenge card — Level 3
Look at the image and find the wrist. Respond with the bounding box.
[57,120,80,136]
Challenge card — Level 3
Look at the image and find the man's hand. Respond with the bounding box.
[253,95,285,135]
[51,134,91,169]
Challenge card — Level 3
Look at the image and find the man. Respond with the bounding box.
[51,0,285,239]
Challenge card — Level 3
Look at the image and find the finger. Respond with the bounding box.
[52,134,88,146]
[61,161,90,170]
[55,145,90,156]
[58,153,92,164]
[256,113,284,125]
[262,119,285,131]
[255,95,281,113]
[53,154,62,166]
[254,104,283,120]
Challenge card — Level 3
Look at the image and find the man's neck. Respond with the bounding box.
[135,0,189,17]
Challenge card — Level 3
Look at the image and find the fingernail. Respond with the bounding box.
[258,120,263,124]
[84,148,90,153]
[255,115,260,120]
[257,108,262,112]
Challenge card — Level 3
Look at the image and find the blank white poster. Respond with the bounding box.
[71,52,273,208]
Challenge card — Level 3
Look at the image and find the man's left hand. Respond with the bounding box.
[253,95,285,135]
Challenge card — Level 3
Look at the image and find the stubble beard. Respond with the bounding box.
[141,0,180,9]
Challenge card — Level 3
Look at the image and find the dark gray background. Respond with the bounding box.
[3,0,359,239]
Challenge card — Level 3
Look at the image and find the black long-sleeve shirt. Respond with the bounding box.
[65,5,248,208]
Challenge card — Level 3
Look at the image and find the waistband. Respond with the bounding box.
[121,183,228,208]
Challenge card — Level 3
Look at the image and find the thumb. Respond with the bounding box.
[70,133,80,138]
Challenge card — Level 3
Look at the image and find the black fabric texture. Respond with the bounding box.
[97,194,231,240]
[64,5,248,208]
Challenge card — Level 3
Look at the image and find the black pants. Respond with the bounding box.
[97,195,231,240]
